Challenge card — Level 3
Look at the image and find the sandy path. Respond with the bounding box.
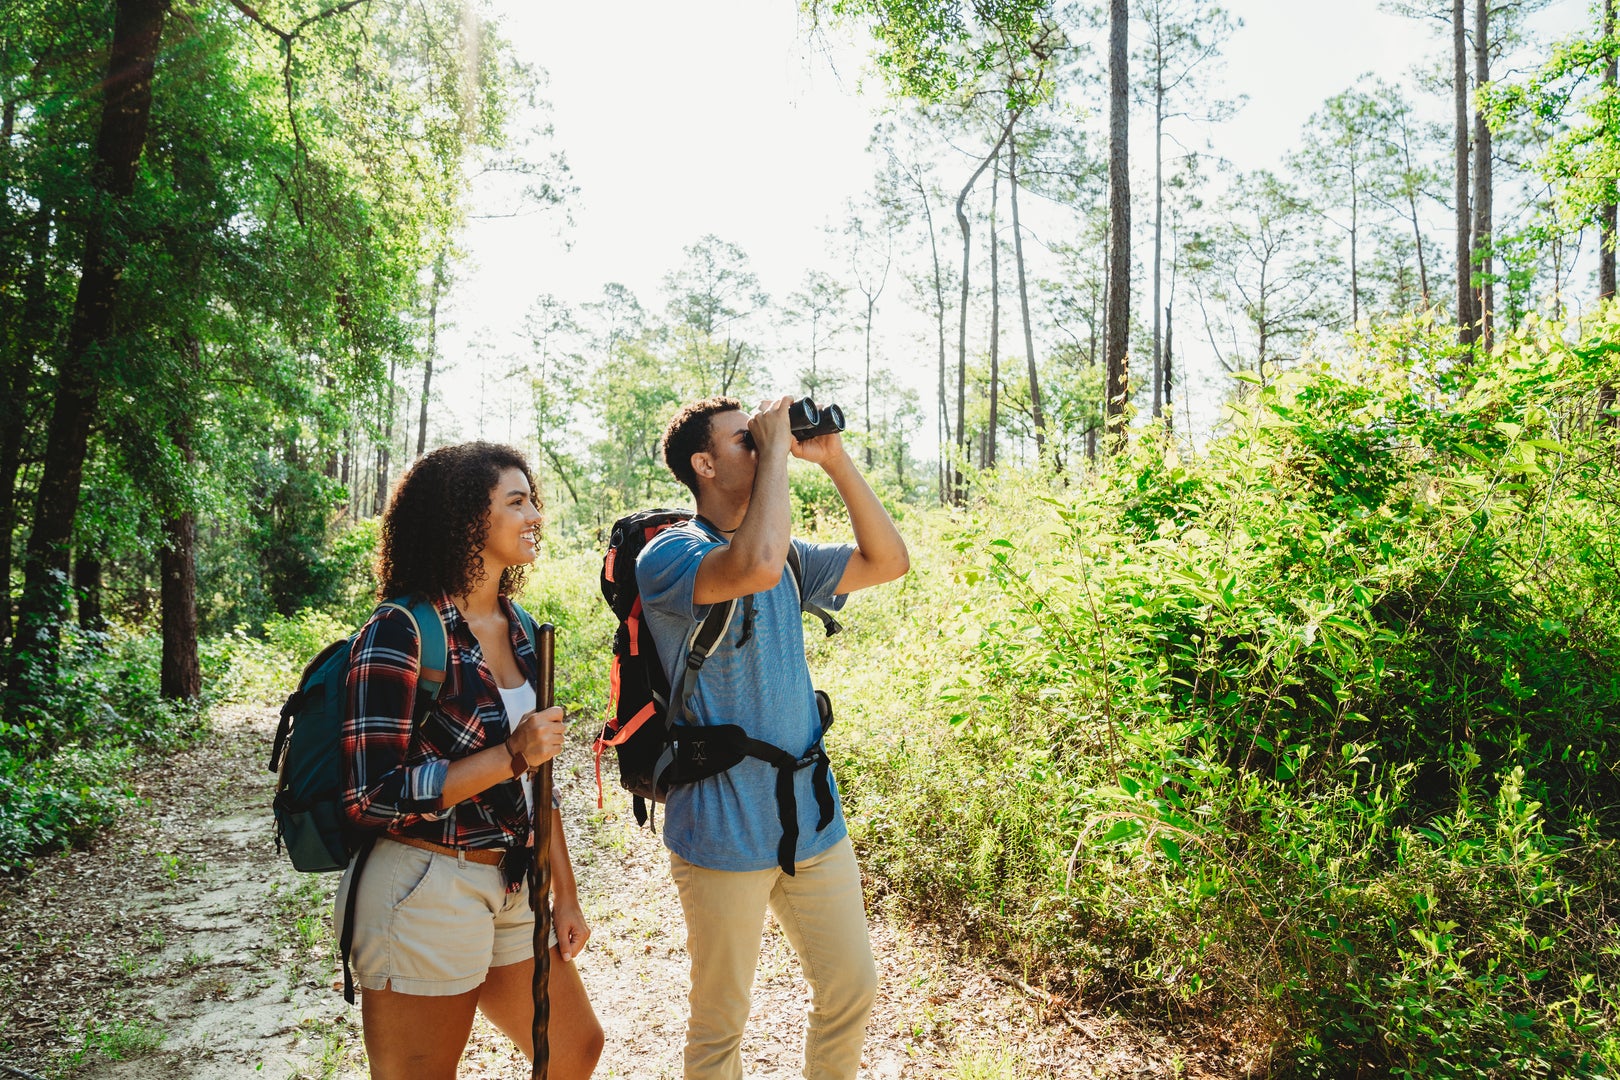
[0,704,1248,1079]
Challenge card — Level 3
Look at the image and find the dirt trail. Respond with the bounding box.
[0,704,1248,1079]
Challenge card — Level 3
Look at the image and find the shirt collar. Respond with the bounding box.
[433,592,465,632]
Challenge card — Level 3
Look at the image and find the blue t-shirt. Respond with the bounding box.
[636,521,854,871]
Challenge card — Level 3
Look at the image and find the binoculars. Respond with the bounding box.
[743,397,845,450]
[788,397,845,439]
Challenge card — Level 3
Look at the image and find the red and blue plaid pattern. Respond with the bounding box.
[342,594,546,850]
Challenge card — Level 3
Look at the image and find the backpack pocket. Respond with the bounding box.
[273,795,349,873]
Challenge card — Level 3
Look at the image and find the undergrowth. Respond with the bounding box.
[825,312,1620,1077]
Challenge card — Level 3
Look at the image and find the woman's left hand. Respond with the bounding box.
[552,899,591,963]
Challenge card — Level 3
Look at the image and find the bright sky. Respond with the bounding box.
[439,0,1592,450]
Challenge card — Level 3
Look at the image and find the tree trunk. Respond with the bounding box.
[1406,178,1431,308]
[1008,130,1044,455]
[0,400,21,647]
[1350,157,1360,325]
[1603,0,1619,428]
[919,184,949,505]
[1152,32,1165,420]
[0,206,50,646]
[1163,304,1174,434]
[74,555,103,633]
[862,296,876,469]
[1472,0,1493,349]
[160,429,200,701]
[374,357,396,516]
[1603,0,1617,304]
[953,112,1020,502]
[420,248,445,458]
[1105,0,1132,441]
[540,443,581,505]
[986,150,1001,470]
[8,0,168,695]
[1454,0,1475,344]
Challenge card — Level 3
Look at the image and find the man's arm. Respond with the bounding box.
[797,434,909,594]
[693,397,795,605]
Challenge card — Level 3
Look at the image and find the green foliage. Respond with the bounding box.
[1489,10,1620,236]
[0,622,205,870]
[822,314,1620,1074]
[812,0,1057,108]
[0,743,136,871]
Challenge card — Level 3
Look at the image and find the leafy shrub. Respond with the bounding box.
[520,545,615,717]
[826,314,1620,1076]
[0,621,203,871]
[0,745,137,870]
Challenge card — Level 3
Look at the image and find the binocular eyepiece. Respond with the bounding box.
[787,397,845,439]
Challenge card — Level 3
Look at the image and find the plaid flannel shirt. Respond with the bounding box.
[342,593,554,850]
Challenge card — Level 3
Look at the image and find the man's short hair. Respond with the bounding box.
[663,396,743,497]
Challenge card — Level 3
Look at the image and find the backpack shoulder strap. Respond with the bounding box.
[508,601,546,697]
[380,596,450,702]
[508,601,543,662]
[785,542,842,638]
[671,597,735,724]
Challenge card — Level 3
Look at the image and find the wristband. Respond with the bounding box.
[504,735,530,778]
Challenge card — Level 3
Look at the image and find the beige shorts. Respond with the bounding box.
[332,837,557,996]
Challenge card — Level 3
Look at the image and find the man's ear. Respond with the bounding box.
[690,451,715,481]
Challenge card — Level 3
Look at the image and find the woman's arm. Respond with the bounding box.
[344,609,568,826]
[343,608,445,830]
[437,706,566,807]
[547,809,591,962]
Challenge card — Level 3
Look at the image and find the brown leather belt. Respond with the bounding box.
[384,833,506,866]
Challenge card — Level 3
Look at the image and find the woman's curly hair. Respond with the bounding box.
[375,441,541,601]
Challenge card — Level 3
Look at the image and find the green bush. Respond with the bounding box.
[824,313,1620,1076]
[0,621,204,871]
[520,545,615,717]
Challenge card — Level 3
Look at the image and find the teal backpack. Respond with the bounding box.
[269,596,447,1004]
[269,596,541,1002]
[269,597,448,874]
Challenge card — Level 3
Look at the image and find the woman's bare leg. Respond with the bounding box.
[360,984,480,1080]
[479,951,604,1079]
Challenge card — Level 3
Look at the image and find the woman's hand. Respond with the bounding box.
[551,898,591,963]
[508,706,568,768]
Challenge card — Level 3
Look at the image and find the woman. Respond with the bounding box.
[335,441,603,1079]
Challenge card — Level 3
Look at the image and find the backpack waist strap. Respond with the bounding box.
[732,734,836,876]
[656,725,837,875]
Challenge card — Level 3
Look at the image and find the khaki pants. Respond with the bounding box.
[671,837,878,1080]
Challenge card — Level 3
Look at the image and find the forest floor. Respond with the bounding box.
[0,702,1270,1080]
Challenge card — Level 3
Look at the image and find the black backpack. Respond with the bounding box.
[591,508,841,874]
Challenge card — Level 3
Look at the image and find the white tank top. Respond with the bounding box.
[497,681,538,817]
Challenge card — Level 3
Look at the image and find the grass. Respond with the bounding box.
[266,876,337,989]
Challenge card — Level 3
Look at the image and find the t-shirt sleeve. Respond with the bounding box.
[637,529,720,622]
[792,538,856,610]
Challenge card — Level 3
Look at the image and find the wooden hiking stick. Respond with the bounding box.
[530,622,555,1080]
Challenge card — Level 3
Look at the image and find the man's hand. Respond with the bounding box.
[791,429,848,468]
[747,396,796,458]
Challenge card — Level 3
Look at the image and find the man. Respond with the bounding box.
[636,394,910,1080]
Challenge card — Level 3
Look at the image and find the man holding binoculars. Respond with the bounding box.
[636,394,909,1080]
